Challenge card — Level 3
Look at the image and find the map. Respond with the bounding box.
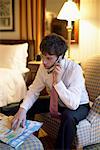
[0,114,43,149]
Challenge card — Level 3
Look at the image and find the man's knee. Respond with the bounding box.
[61,109,75,123]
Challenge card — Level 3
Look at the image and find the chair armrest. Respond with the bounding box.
[87,96,100,123]
[76,119,91,147]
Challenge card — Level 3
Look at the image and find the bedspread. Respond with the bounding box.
[0,68,27,107]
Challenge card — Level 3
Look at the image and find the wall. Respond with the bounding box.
[79,0,100,62]
[70,0,100,62]
[46,0,81,61]
[46,0,65,15]
[0,0,100,63]
[0,0,20,39]
[98,0,100,51]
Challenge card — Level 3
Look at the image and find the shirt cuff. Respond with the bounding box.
[20,96,33,112]
[53,80,64,91]
[20,103,29,112]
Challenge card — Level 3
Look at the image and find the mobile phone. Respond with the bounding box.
[47,56,62,74]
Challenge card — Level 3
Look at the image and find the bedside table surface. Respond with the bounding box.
[28,61,42,65]
[27,61,41,86]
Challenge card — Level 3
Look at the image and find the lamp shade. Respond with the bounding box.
[57,0,80,21]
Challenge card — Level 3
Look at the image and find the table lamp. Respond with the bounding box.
[57,0,80,58]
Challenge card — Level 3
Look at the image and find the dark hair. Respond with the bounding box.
[40,33,68,58]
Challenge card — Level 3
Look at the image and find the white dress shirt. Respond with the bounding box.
[20,58,89,111]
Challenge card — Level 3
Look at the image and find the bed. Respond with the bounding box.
[0,40,34,114]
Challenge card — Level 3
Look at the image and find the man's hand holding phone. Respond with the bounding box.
[52,61,64,85]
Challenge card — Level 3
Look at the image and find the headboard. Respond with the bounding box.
[0,40,35,62]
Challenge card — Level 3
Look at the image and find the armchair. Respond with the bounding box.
[35,55,100,149]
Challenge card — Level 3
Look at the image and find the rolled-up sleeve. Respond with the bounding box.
[20,64,45,112]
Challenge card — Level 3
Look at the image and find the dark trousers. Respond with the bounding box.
[27,96,90,150]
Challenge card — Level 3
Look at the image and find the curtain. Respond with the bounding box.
[19,0,44,59]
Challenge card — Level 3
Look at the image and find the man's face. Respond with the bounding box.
[41,53,58,69]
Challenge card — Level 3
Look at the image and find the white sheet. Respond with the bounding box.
[0,68,27,107]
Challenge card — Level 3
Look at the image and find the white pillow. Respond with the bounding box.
[0,43,28,73]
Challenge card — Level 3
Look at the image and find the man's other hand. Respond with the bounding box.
[11,107,26,130]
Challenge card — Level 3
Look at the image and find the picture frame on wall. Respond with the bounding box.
[0,0,14,31]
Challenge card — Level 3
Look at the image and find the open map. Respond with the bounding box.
[0,114,43,149]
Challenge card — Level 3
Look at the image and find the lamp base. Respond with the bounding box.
[67,23,72,59]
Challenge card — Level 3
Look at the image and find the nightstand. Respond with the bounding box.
[27,61,41,86]
[27,61,48,96]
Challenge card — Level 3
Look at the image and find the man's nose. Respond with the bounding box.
[43,59,48,65]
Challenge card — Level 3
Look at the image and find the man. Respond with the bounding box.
[11,33,90,149]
